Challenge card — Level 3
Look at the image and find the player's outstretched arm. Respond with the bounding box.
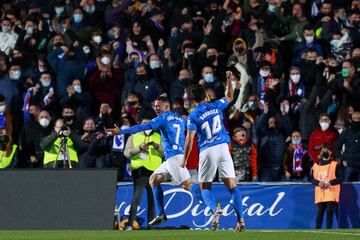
[106,122,153,135]
[225,77,234,103]
[182,130,196,168]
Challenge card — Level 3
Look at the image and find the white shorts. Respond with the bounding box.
[153,154,191,185]
[198,143,235,182]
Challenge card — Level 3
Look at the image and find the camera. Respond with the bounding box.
[58,124,69,136]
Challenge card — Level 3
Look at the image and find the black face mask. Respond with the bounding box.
[207,55,216,63]
[352,56,360,65]
[322,151,330,160]
[235,47,245,54]
[63,115,74,122]
[0,135,8,144]
[180,78,191,85]
[352,20,360,28]
[128,100,138,106]
[351,121,360,131]
[136,74,147,82]
[328,66,339,74]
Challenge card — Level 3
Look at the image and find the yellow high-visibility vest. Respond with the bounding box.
[0,145,17,169]
[131,132,162,171]
[43,137,78,165]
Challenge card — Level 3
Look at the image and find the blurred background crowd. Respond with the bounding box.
[0,0,359,182]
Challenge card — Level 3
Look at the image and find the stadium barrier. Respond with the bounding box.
[0,170,117,230]
[116,182,360,229]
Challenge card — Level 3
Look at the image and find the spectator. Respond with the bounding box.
[19,109,52,168]
[0,17,18,55]
[309,113,338,163]
[335,111,360,181]
[229,126,257,181]
[283,130,310,181]
[311,143,343,229]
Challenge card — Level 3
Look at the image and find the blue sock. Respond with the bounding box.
[190,184,204,203]
[152,185,165,216]
[202,189,217,213]
[230,187,243,221]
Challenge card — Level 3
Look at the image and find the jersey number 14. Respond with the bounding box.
[201,115,221,139]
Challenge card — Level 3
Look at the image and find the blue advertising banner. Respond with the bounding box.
[115,183,360,229]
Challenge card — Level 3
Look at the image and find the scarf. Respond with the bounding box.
[0,112,5,128]
[291,144,307,174]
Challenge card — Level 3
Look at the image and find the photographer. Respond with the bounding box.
[311,143,343,229]
[40,118,86,168]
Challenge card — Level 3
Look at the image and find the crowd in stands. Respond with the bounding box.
[0,0,360,182]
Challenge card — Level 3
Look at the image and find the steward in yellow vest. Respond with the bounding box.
[123,117,164,230]
[40,119,87,168]
[0,128,18,169]
[311,143,343,229]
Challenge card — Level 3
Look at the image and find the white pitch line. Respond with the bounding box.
[257,230,360,236]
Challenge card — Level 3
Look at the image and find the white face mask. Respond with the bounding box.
[305,36,314,44]
[0,105,5,113]
[38,67,46,73]
[290,74,301,84]
[284,104,290,113]
[39,118,50,128]
[259,69,270,78]
[320,122,330,131]
[101,56,111,65]
[92,35,102,44]
[12,70,21,80]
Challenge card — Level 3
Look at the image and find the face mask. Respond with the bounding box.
[235,46,245,54]
[55,7,64,16]
[39,118,50,128]
[284,104,290,113]
[0,105,5,113]
[320,122,330,131]
[290,74,300,84]
[144,130,152,135]
[12,70,21,80]
[26,27,34,35]
[268,4,277,13]
[74,85,82,93]
[351,121,360,131]
[64,115,74,122]
[38,67,46,73]
[322,151,330,160]
[330,39,340,48]
[0,135,9,144]
[352,20,360,28]
[73,13,83,23]
[2,26,11,33]
[131,61,140,68]
[292,139,301,145]
[207,55,216,62]
[92,35,102,44]
[248,101,257,110]
[128,100,137,106]
[149,60,161,69]
[136,74,147,81]
[342,68,350,78]
[204,73,214,83]
[41,80,51,87]
[101,56,111,65]
[85,6,96,14]
[259,69,270,78]
[184,51,193,59]
[305,36,314,44]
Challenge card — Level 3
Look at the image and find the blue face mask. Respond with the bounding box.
[74,85,82,93]
[292,139,301,145]
[149,60,160,69]
[41,81,51,87]
[85,6,95,14]
[204,73,214,83]
[268,4,277,13]
[73,13,83,23]
[55,7,64,16]
[12,70,21,80]
[131,61,140,68]
[26,27,33,35]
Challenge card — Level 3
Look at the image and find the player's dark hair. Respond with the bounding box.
[191,85,206,103]
[155,96,170,104]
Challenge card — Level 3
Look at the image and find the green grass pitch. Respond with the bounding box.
[0,229,359,240]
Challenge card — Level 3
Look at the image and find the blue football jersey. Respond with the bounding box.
[150,111,186,160]
[187,98,230,152]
